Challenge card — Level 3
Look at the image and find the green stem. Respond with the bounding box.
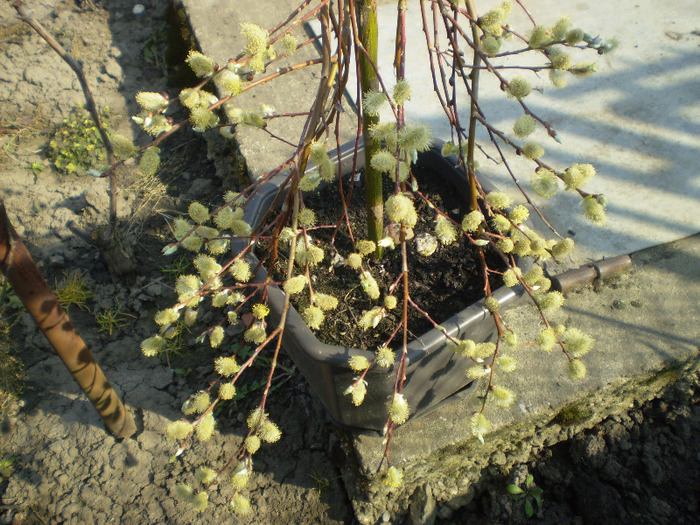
[465,0,481,212]
[356,0,383,258]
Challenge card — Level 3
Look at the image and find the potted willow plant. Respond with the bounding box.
[134,0,616,512]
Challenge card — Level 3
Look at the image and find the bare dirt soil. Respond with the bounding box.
[0,1,351,523]
[0,1,698,525]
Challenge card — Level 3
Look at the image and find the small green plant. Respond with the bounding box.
[141,23,170,75]
[46,107,111,175]
[95,302,135,335]
[507,474,544,518]
[55,271,93,310]
[309,470,331,497]
[0,457,15,478]
[159,253,193,278]
[26,161,44,175]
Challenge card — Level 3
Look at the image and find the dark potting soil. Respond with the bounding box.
[264,166,505,351]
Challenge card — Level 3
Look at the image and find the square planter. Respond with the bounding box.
[235,139,527,431]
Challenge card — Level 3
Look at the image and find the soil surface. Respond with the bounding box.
[270,169,502,350]
[0,2,698,525]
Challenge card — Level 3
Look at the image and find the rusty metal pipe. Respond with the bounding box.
[0,198,135,439]
[549,254,633,293]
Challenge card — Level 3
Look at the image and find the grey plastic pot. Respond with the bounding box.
[237,139,526,431]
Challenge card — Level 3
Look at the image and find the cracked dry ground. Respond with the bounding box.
[0,1,352,523]
[2,2,700,525]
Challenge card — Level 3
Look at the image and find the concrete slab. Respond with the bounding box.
[308,0,700,265]
[184,0,700,263]
[180,0,700,521]
[181,0,356,179]
[345,233,700,522]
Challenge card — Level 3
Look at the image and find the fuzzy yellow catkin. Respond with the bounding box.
[190,107,218,132]
[449,339,476,358]
[552,238,574,258]
[371,149,397,174]
[531,169,559,198]
[491,214,511,233]
[136,91,169,112]
[196,413,216,442]
[375,346,395,367]
[191,491,209,512]
[231,259,252,282]
[259,420,281,443]
[215,357,240,377]
[568,358,587,379]
[283,275,307,295]
[507,76,532,99]
[492,385,516,407]
[393,79,412,105]
[194,254,221,281]
[302,305,324,329]
[298,208,316,228]
[399,122,432,153]
[582,195,607,225]
[166,420,192,440]
[209,325,224,347]
[230,493,252,516]
[360,272,380,300]
[497,355,517,372]
[563,328,595,357]
[482,35,501,56]
[244,435,261,454]
[219,382,236,400]
[388,394,410,425]
[484,296,501,313]
[485,192,513,210]
[186,50,215,77]
[348,355,370,372]
[522,142,545,160]
[513,115,536,138]
[279,33,298,55]
[538,291,564,312]
[383,466,403,488]
[139,146,160,177]
[564,163,596,190]
[501,331,518,348]
[154,308,179,326]
[314,293,338,311]
[362,90,386,116]
[196,466,217,485]
[549,69,567,88]
[537,328,557,351]
[383,295,397,310]
[247,408,265,430]
[241,22,269,56]
[502,268,521,287]
[213,68,241,97]
[496,238,514,253]
[357,240,376,256]
[244,324,266,344]
[435,216,458,245]
[528,25,550,48]
[566,28,585,45]
[470,413,490,442]
[141,335,164,357]
[462,210,484,232]
[174,483,193,500]
[345,380,367,406]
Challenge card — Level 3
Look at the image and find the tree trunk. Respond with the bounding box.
[0,198,136,439]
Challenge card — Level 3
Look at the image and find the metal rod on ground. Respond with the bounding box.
[0,198,136,439]
[549,254,633,293]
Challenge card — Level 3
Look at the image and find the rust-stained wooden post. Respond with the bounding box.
[0,198,136,439]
